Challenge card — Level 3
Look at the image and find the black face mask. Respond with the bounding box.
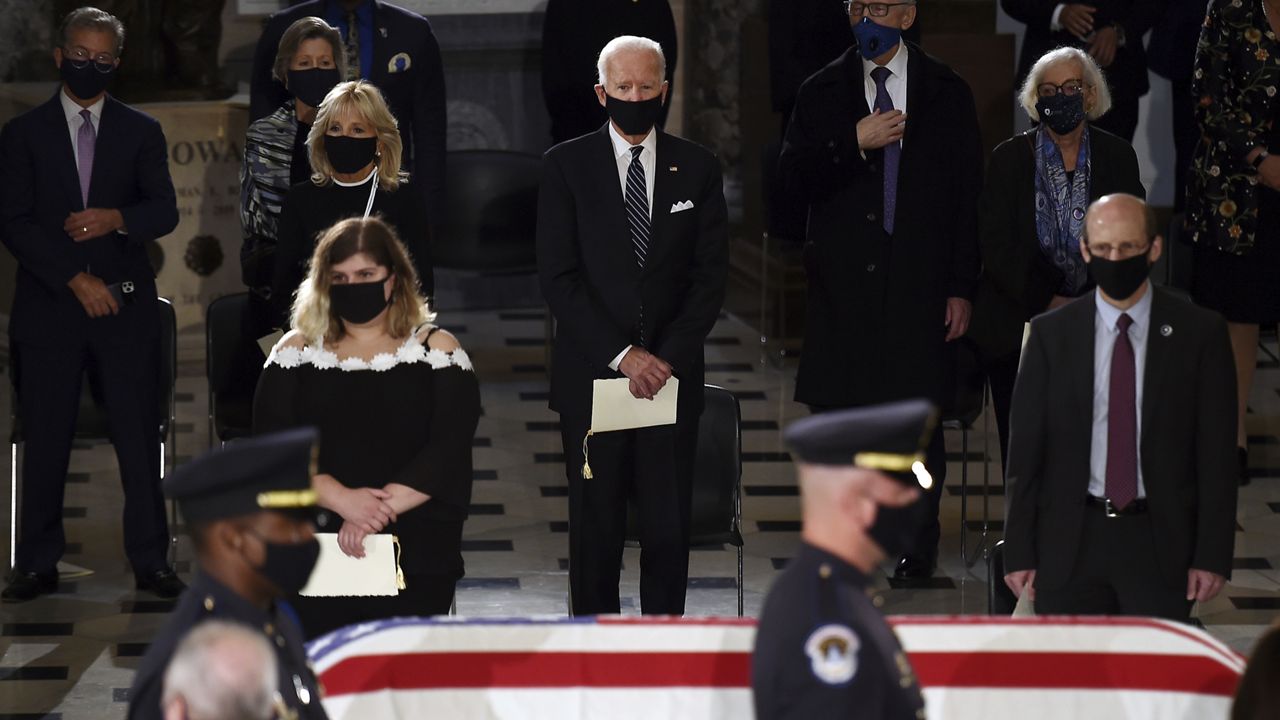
[246,532,320,596]
[325,135,378,174]
[287,67,341,109]
[330,278,389,324]
[1089,250,1152,300]
[605,93,664,136]
[1035,92,1086,135]
[867,496,928,558]
[60,59,115,102]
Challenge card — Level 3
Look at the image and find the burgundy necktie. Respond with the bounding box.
[1106,313,1138,509]
[77,109,95,207]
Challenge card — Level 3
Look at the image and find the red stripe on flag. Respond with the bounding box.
[909,652,1240,696]
[320,651,753,697]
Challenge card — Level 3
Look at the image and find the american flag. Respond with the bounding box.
[308,615,1242,719]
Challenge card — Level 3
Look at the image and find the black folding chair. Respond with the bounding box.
[946,340,993,568]
[9,297,178,568]
[206,292,256,448]
[987,540,1018,615]
[624,385,746,615]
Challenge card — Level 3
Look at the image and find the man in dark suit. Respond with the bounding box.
[1002,0,1160,142]
[1003,194,1237,620]
[0,7,182,602]
[537,35,729,616]
[540,0,678,147]
[1147,0,1206,212]
[249,0,446,228]
[781,2,983,580]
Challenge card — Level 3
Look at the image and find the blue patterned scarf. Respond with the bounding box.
[1033,125,1091,295]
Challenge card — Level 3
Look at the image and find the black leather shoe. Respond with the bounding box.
[1239,447,1251,487]
[2,570,58,603]
[136,568,186,599]
[893,554,937,581]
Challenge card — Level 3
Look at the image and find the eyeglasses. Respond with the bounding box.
[63,46,116,72]
[1087,242,1151,259]
[844,1,916,17]
[1036,79,1086,98]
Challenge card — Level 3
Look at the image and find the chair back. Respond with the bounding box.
[436,150,540,272]
[156,297,176,437]
[205,292,255,442]
[625,385,743,548]
[944,339,985,429]
[987,539,1018,615]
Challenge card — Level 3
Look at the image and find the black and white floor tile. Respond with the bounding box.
[1,309,1278,718]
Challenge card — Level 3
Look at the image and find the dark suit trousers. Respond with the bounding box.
[1170,78,1198,214]
[809,406,947,559]
[982,349,1021,469]
[13,311,168,575]
[560,408,699,615]
[1091,83,1140,143]
[1035,507,1194,621]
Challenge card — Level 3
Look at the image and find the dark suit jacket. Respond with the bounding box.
[0,91,178,347]
[540,0,678,146]
[1004,287,1238,590]
[1147,0,1208,81]
[249,0,446,227]
[781,45,982,407]
[1002,0,1160,98]
[968,126,1145,358]
[536,125,729,420]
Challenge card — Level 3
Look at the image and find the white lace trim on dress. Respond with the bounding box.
[266,328,472,372]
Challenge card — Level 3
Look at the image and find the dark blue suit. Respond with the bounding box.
[0,90,178,576]
[249,0,447,230]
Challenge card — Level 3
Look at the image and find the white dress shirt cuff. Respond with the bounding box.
[1050,3,1065,31]
[608,345,632,372]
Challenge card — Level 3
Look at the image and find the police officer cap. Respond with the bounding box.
[783,399,938,485]
[163,427,320,523]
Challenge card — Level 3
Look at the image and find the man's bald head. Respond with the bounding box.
[1083,193,1158,252]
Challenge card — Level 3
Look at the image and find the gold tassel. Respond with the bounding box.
[393,535,406,591]
[581,431,594,479]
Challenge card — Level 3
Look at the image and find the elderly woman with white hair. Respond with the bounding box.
[967,46,1145,465]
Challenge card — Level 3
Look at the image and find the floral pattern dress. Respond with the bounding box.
[1186,0,1280,254]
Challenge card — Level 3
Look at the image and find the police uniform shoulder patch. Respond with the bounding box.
[388,52,412,73]
[804,624,860,685]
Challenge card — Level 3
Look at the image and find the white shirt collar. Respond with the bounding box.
[607,122,657,160]
[60,88,104,124]
[1095,281,1153,333]
[862,41,909,83]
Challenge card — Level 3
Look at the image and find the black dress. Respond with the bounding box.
[252,326,479,639]
[1192,120,1280,325]
[271,174,434,324]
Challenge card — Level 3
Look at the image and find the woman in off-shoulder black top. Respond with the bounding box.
[253,216,477,639]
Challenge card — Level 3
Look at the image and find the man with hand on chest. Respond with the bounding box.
[781,0,983,582]
[537,35,729,616]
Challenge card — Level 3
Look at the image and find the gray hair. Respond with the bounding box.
[596,35,667,87]
[161,621,278,720]
[59,7,125,57]
[272,16,347,86]
[1019,46,1112,122]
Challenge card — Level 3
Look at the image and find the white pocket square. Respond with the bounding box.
[670,200,694,213]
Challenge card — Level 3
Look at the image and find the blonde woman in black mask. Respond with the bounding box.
[271,80,434,323]
[254,216,478,639]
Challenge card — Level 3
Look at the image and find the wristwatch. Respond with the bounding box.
[1253,148,1271,168]
[1113,24,1127,47]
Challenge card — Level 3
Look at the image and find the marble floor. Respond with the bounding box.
[1,307,1278,719]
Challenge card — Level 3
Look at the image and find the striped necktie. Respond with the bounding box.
[625,145,650,268]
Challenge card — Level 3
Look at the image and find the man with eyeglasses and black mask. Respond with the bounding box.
[127,427,329,720]
[781,0,982,584]
[0,6,181,603]
[753,399,935,720]
[1003,194,1238,622]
